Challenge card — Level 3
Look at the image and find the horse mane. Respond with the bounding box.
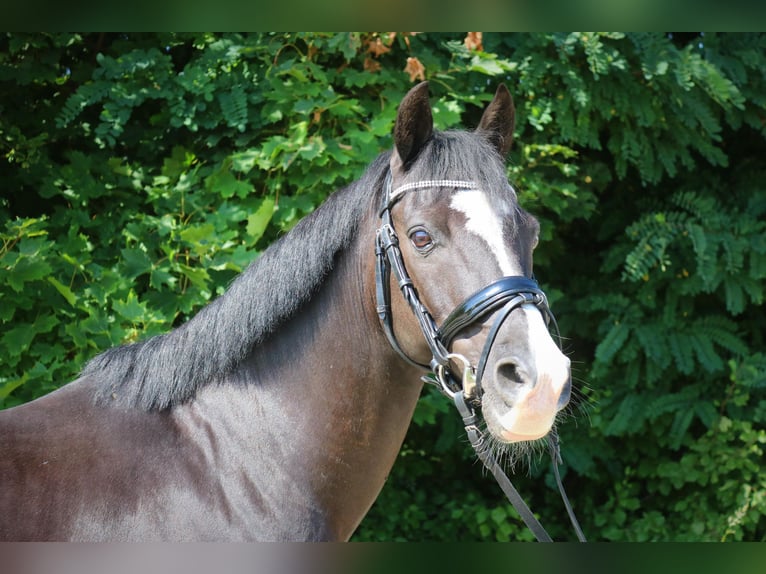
[87,128,516,411]
[88,153,389,410]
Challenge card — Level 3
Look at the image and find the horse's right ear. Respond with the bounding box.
[477,84,515,158]
[391,81,434,172]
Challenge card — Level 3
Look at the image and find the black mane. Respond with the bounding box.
[88,154,389,410]
[87,128,515,411]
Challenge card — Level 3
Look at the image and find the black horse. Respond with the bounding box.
[0,82,571,541]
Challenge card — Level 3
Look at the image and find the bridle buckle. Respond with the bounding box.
[431,352,476,400]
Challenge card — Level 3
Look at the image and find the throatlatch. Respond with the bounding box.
[374,173,586,542]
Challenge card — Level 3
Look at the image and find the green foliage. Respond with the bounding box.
[2,32,765,541]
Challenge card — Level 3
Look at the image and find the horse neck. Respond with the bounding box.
[178,206,425,539]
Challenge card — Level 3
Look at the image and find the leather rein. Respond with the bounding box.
[374,173,586,542]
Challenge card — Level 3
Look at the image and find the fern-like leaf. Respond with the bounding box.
[595,321,631,365]
[667,331,696,375]
[218,84,249,132]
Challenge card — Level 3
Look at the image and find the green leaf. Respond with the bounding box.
[604,394,645,436]
[179,223,216,254]
[229,150,260,173]
[120,247,153,280]
[0,374,28,400]
[47,276,77,307]
[432,99,463,129]
[6,257,52,292]
[206,168,252,199]
[595,321,630,365]
[150,267,177,289]
[2,323,36,357]
[177,264,211,290]
[113,291,147,323]
[669,409,695,450]
[468,55,505,76]
[246,197,276,243]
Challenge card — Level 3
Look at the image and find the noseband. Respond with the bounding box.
[374,173,586,542]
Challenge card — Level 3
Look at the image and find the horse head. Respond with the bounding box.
[380,82,571,445]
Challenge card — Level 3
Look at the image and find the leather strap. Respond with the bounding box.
[455,391,587,542]
[548,431,588,542]
[454,392,554,542]
[439,277,546,348]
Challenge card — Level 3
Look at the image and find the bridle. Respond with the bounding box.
[375,175,555,395]
[374,173,586,542]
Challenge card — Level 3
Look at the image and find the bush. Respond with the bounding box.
[2,32,765,540]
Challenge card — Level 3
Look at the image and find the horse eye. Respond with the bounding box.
[409,229,433,251]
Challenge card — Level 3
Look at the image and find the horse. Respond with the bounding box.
[0,82,572,541]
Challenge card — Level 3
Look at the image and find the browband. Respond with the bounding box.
[387,179,478,209]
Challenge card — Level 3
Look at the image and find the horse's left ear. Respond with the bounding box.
[477,84,515,158]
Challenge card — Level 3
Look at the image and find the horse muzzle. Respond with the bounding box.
[448,300,571,443]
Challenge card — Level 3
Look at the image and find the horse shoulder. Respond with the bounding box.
[0,378,188,540]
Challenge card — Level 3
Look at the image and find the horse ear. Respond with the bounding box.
[477,84,516,157]
[391,81,434,171]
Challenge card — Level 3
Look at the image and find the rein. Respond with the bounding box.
[374,173,586,542]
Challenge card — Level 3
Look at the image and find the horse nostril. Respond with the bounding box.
[558,376,572,409]
[496,362,525,386]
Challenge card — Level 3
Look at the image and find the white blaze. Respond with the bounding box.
[521,305,571,390]
[449,189,518,276]
[450,189,571,441]
[496,304,571,441]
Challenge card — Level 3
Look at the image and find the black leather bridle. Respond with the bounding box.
[374,173,586,542]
